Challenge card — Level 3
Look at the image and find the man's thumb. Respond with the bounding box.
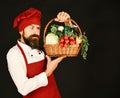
[46,55,51,63]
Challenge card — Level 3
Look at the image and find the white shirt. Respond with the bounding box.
[6,41,48,96]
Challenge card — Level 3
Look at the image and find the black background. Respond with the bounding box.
[0,0,120,98]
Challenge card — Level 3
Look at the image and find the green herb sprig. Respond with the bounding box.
[80,32,89,60]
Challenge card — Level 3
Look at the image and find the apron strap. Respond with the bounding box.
[17,43,28,65]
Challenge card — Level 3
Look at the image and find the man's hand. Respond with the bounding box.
[45,55,66,77]
[54,11,72,27]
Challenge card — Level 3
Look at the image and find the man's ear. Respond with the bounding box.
[19,30,23,36]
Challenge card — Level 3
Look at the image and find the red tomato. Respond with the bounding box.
[64,36,69,40]
[70,40,76,45]
[64,43,68,48]
[59,42,64,47]
[59,38,64,43]
[64,39,69,44]
[69,36,74,40]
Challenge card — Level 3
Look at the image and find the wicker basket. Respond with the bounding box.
[43,18,83,57]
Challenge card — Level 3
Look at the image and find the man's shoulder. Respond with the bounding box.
[7,44,19,56]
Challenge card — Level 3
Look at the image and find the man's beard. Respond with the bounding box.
[23,34,40,49]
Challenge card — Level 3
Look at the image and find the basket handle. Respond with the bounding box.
[43,18,82,43]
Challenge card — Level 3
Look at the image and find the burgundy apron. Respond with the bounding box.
[17,43,61,98]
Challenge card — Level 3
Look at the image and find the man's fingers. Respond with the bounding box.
[54,18,59,21]
[54,11,71,22]
[55,56,66,63]
[46,55,51,63]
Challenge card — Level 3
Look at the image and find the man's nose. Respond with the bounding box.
[33,29,39,34]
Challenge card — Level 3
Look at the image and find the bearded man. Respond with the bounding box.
[6,7,71,98]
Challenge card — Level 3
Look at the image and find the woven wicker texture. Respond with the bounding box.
[43,18,82,57]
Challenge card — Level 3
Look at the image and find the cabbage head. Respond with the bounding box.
[46,33,59,44]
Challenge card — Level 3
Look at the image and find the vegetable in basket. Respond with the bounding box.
[44,20,89,60]
[46,33,59,44]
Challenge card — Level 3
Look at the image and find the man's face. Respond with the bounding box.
[21,24,41,49]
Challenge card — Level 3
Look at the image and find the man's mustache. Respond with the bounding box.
[30,34,40,38]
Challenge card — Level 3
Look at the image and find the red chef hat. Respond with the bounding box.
[13,7,42,32]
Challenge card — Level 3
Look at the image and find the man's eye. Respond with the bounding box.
[31,27,34,29]
[37,27,40,30]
